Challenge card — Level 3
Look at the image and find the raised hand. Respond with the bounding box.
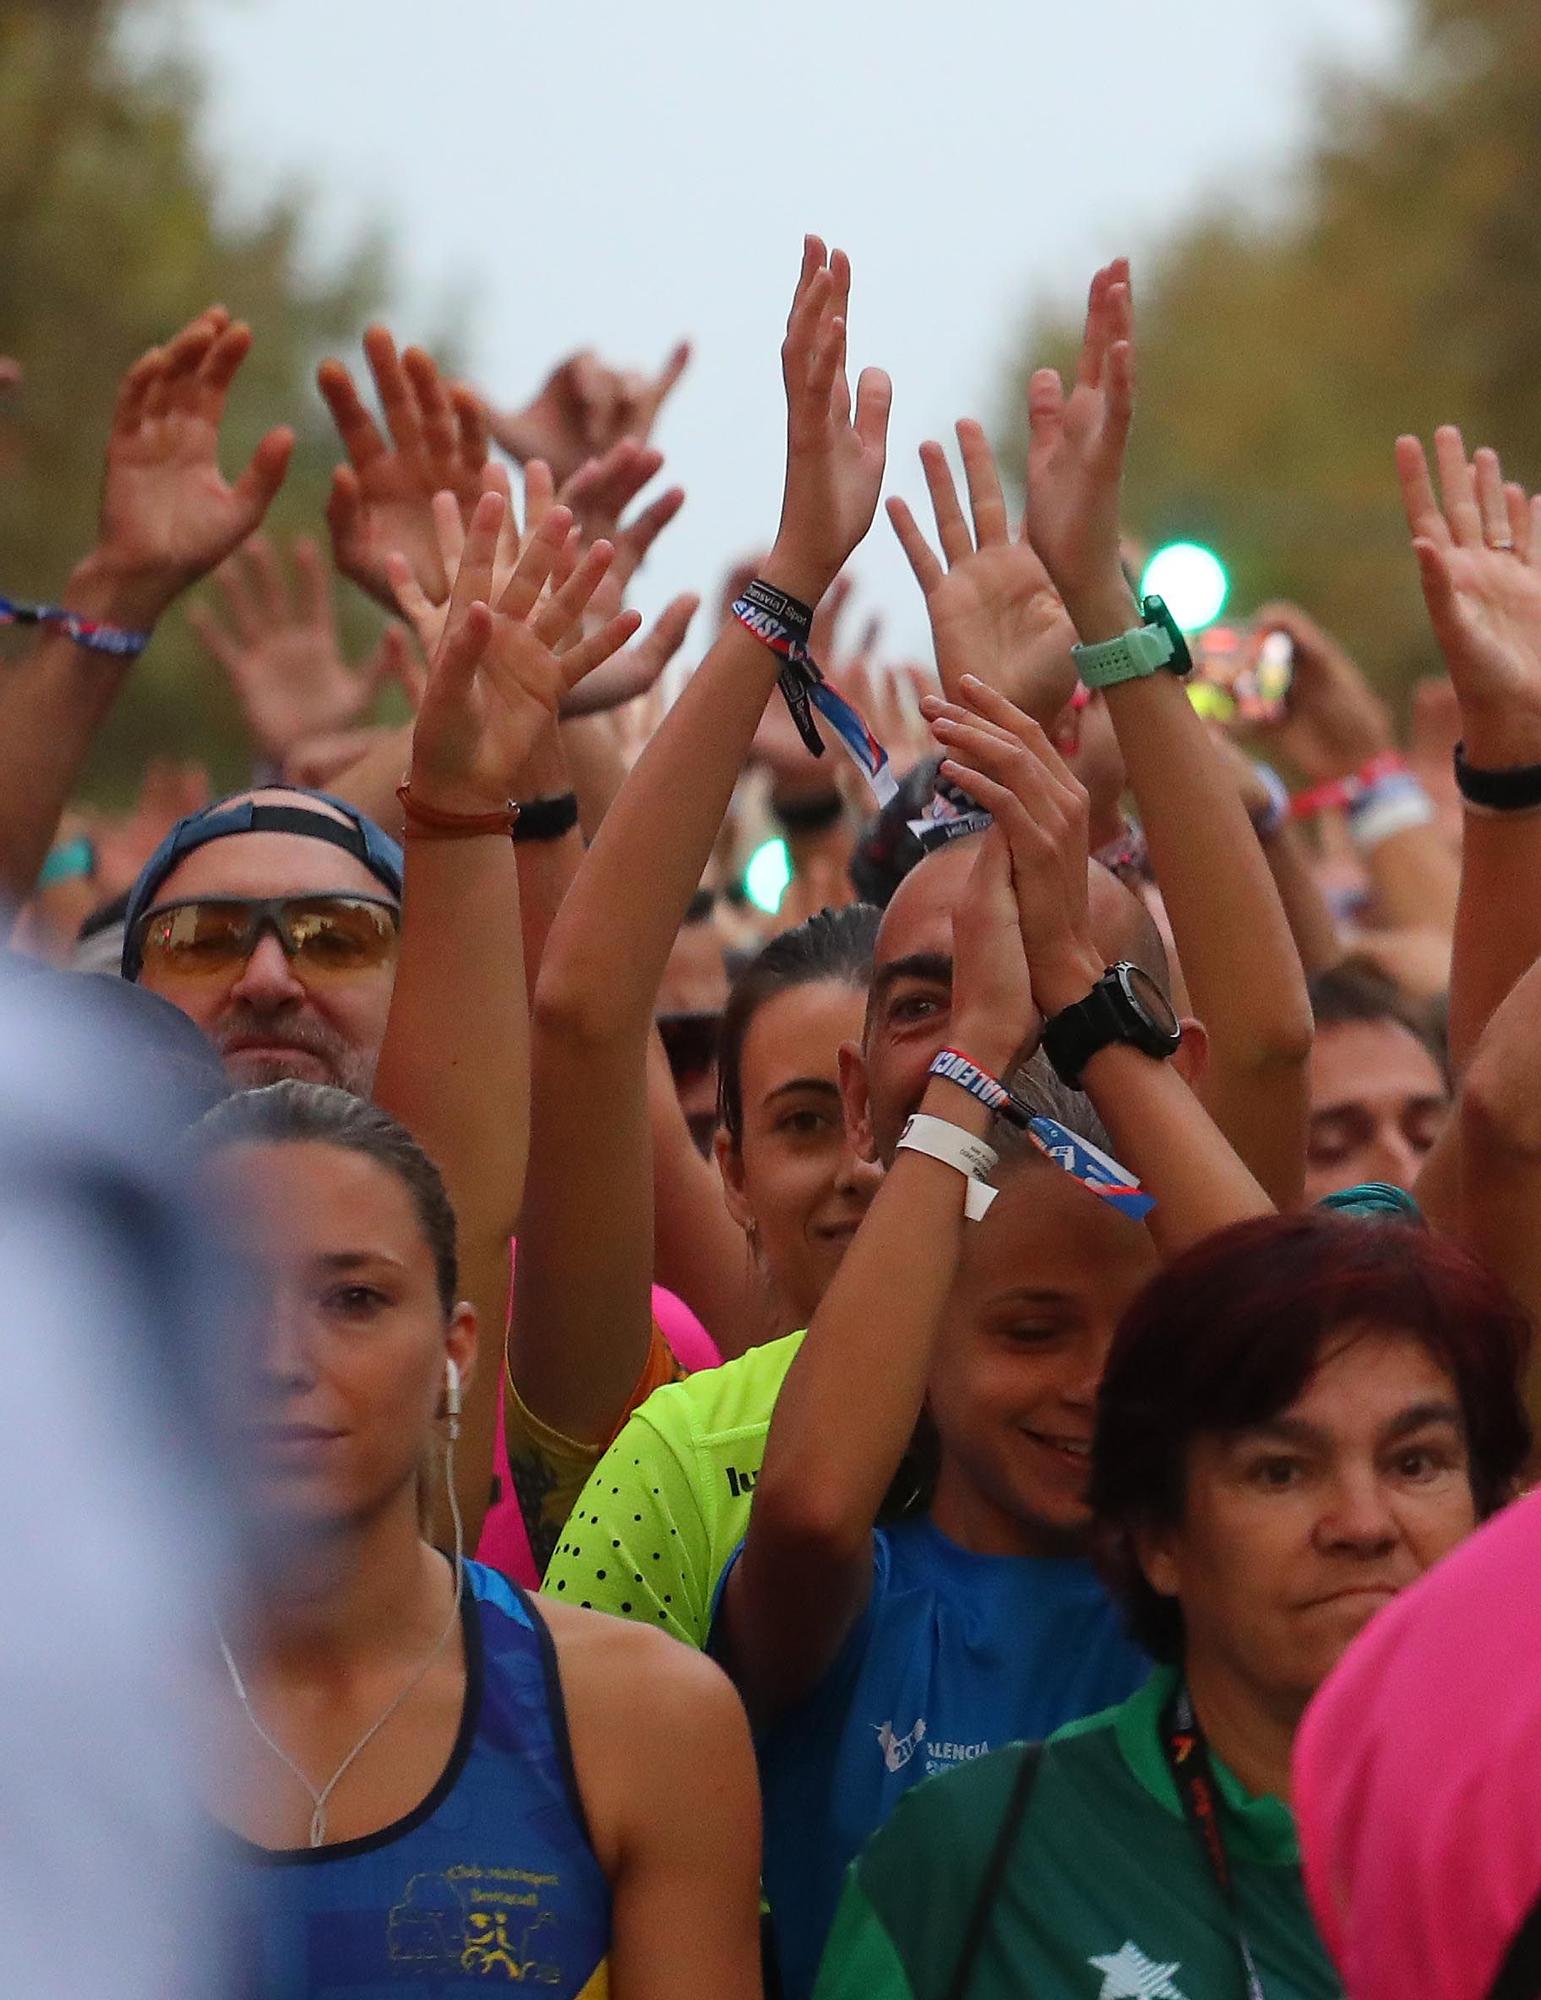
[1243,601,1394,783]
[190,533,414,762]
[1397,427,1541,762]
[407,492,640,815]
[486,341,691,488]
[947,823,1040,1081]
[924,676,1099,1020]
[1022,259,1137,638]
[560,438,685,616]
[319,325,489,611]
[766,237,892,605]
[92,308,294,628]
[556,590,699,718]
[888,418,1078,721]
[386,462,549,659]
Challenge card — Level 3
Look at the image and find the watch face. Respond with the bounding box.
[1120,964,1181,1042]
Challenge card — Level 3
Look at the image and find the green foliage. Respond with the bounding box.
[0,0,389,800]
[1002,0,1541,701]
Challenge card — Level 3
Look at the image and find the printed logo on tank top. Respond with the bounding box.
[386,1865,573,1982]
[724,1463,760,1499]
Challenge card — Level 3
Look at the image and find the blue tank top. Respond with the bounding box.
[226,1561,612,1998]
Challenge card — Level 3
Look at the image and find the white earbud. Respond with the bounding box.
[445,1358,462,1419]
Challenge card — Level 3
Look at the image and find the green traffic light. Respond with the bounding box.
[1139,542,1229,632]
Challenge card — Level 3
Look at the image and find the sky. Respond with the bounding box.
[158,0,1404,655]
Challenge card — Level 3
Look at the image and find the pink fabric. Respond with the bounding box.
[1294,1485,1541,2000]
[474,1281,720,1588]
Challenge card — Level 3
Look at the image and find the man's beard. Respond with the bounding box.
[215,1005,376,1098]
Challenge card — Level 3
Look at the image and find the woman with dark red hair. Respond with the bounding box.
[815,1209,1532,2000]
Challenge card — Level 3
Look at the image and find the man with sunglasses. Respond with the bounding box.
[121,787,404,1096]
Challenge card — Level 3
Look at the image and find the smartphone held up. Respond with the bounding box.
[1187,623,1295,728]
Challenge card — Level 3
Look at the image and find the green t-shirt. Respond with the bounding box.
[813,1667,1339,2000]
[540,1329,804,1646]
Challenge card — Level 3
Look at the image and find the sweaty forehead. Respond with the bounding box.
[153,830,389,906]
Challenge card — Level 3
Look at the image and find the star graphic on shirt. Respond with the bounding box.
[1088,1940,1189,1999]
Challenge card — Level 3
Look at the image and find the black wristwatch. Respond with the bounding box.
[1041,962,1182,1089]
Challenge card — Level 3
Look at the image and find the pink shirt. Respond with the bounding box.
[475,1282,720,1588]
[1294,1485,1541,2000]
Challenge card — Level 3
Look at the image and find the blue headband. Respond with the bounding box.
[121,789,404,981]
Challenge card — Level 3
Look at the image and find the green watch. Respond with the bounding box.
[1072,594,1194,691]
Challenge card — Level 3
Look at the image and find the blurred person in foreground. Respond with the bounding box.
[0,959,236,1998]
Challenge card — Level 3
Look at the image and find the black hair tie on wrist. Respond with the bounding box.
[1453,742,1541,813]
[772,787,845,835]
[510,791,579,843]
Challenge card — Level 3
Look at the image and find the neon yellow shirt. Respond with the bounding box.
[540,1330,805,1647]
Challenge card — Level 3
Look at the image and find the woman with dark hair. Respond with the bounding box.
[503,243,893,1572]
[711,902,883,1335]
[815,1209,1531,2000]
[201,1081,763,1999]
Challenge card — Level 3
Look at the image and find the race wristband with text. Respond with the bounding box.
[1023,1113,1155,1221]
[732,578,897,804]
[0,592,151,659]
[929,1048,1021,1125]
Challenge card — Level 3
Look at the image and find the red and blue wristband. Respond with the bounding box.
[0,593,150,659]
[928,1046,1156,1221]
[732,578,897,805]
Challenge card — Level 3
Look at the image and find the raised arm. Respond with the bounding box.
[721,827,1035,1718]
[1396,428,1541,1073]
[0,309,292,907]
[1453,951,1541,1425]
[1020,260,1314,1208]
[371,489,638,1551]
[926,679,1276,1258]
[1248,599,1459,951]
[512,236,892,1446]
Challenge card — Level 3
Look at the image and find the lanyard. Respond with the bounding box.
[1160,1684,1269,2000]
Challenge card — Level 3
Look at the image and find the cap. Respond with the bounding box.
[121,788,404,981]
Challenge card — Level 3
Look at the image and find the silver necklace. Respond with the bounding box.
[215,1556,464,1848]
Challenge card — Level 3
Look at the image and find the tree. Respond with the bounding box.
[1002,0,1541,702]
[0,0,390,797]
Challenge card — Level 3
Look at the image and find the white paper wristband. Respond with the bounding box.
[896,1113,999,1219]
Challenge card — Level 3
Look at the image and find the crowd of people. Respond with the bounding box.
[3,236,1541,1999]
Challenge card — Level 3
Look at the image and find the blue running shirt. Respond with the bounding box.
[718,1517,1149,2000]
[225,1561,611,1998]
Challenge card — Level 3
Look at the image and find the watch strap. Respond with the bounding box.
[1042,982,1122,1089]
[1072,621,1177,690]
